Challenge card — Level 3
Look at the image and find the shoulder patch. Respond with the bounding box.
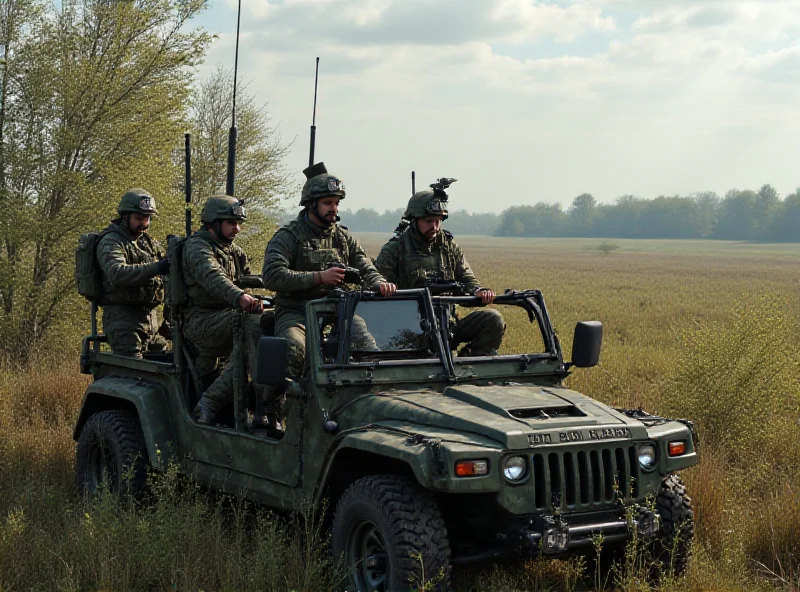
[443,230,454,240]
[338,224,348,231]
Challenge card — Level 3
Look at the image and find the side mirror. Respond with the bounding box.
[571,321,603,368]
[254,336,287,386]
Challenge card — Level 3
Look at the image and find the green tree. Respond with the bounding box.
[754,183,780,240]
[715,189,758,240]
[0,0,210,362]
[188,65,292,262]
[568,193,596,236]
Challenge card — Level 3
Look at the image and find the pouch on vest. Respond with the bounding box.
[75,232,104,302]
[166,235,189,308]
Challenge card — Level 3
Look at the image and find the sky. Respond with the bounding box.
[193,0,800,214]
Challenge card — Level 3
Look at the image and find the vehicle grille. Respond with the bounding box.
[530,445,641,511]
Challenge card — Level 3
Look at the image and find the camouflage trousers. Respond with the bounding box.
[268,308,376,418]
[102,304,166,358]
[452,308,505,356]
[274,308,377,379]
[184,308,263,415]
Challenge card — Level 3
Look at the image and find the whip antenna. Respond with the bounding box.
[225,0,242,196]
[309,57,320,167]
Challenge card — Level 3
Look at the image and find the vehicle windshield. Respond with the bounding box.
[317,288,558,371]
[349,300,435,359]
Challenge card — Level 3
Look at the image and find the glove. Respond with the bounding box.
[156,258,170,275]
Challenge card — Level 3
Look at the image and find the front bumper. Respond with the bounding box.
[523,509,660,551]
[451,508,660,565]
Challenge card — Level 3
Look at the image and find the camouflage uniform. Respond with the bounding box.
[97,190,167,358]
[263,212,385,377]
[262,163,387,382]
[182,196,262,421]
[375,189,504,356]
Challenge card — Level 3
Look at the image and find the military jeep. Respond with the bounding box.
[74,284,697,591]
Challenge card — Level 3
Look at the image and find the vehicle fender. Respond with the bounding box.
[73,376,176,471]
[318,427,441,497]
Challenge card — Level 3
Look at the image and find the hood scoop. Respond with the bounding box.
[508,405,586,420]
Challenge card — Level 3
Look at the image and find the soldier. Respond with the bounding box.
[262,162,396,425]
[97,189,170,358]
[375,185,505,356]
[183,195,264,425]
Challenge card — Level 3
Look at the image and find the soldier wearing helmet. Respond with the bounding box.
[96,188,170,358]
[261,163,396,428]
[375,179,505,357]
[183,194,264,425]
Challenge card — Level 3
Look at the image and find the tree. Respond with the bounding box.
[188,65,292,262]
[754,183,780,240]
[715,189,758,240]
[0,0,210,362]
[569,193,596,236]
[692,191,720,238]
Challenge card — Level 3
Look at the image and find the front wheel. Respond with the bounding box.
[332,475,451,592]
[75,409,149,499]
[651,473,695,580]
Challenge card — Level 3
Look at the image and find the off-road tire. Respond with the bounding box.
[332,475,451,591]
[651,473,694,580]
[75,409,149,499]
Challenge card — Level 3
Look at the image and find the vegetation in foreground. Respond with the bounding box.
[2,237,800,591]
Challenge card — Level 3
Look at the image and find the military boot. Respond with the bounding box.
[250,385,285,438]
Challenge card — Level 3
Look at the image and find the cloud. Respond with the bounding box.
[200,0,800,212]
[225,0,616,51]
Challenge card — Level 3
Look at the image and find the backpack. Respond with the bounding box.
[166,234,189,308]
[75,231,110,302]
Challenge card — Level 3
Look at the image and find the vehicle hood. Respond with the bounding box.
[339,384,650,450]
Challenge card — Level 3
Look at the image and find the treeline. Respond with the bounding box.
[496,185,800,241]
[333,184,800,242]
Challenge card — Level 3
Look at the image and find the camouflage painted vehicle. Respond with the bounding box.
[74,281,698,591]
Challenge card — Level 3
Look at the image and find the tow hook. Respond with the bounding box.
[523,515,570,554]
[636,508,661,538]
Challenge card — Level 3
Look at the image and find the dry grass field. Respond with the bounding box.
[1,235,800,591]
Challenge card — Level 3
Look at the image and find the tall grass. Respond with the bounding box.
[2,236,800,590]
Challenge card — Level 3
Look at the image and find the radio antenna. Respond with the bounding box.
[225,0,242,196]
[309,57,320,167]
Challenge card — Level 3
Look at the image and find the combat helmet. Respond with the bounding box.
[300,162,346,207]
[118,188,158,216]
[403,178,457,221]
[200,195,247,224]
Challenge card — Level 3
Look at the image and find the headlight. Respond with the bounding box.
[638,444,657,470]
[503,456,526,481]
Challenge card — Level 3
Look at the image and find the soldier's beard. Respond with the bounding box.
[310,206,339,226]
[414,223,436,244]
[125,216,148,237]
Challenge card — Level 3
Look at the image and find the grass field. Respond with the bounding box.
[2,235,799,591]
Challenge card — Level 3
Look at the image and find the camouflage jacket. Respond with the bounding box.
[182,229,250,310]
[96,221,164,306]
[262,212,385,312]
[375,227,481,293]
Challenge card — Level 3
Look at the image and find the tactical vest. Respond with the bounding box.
[98,224,164,307]
[184,230,247,309]
[275,217,349,310]
[396,229,458,289]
